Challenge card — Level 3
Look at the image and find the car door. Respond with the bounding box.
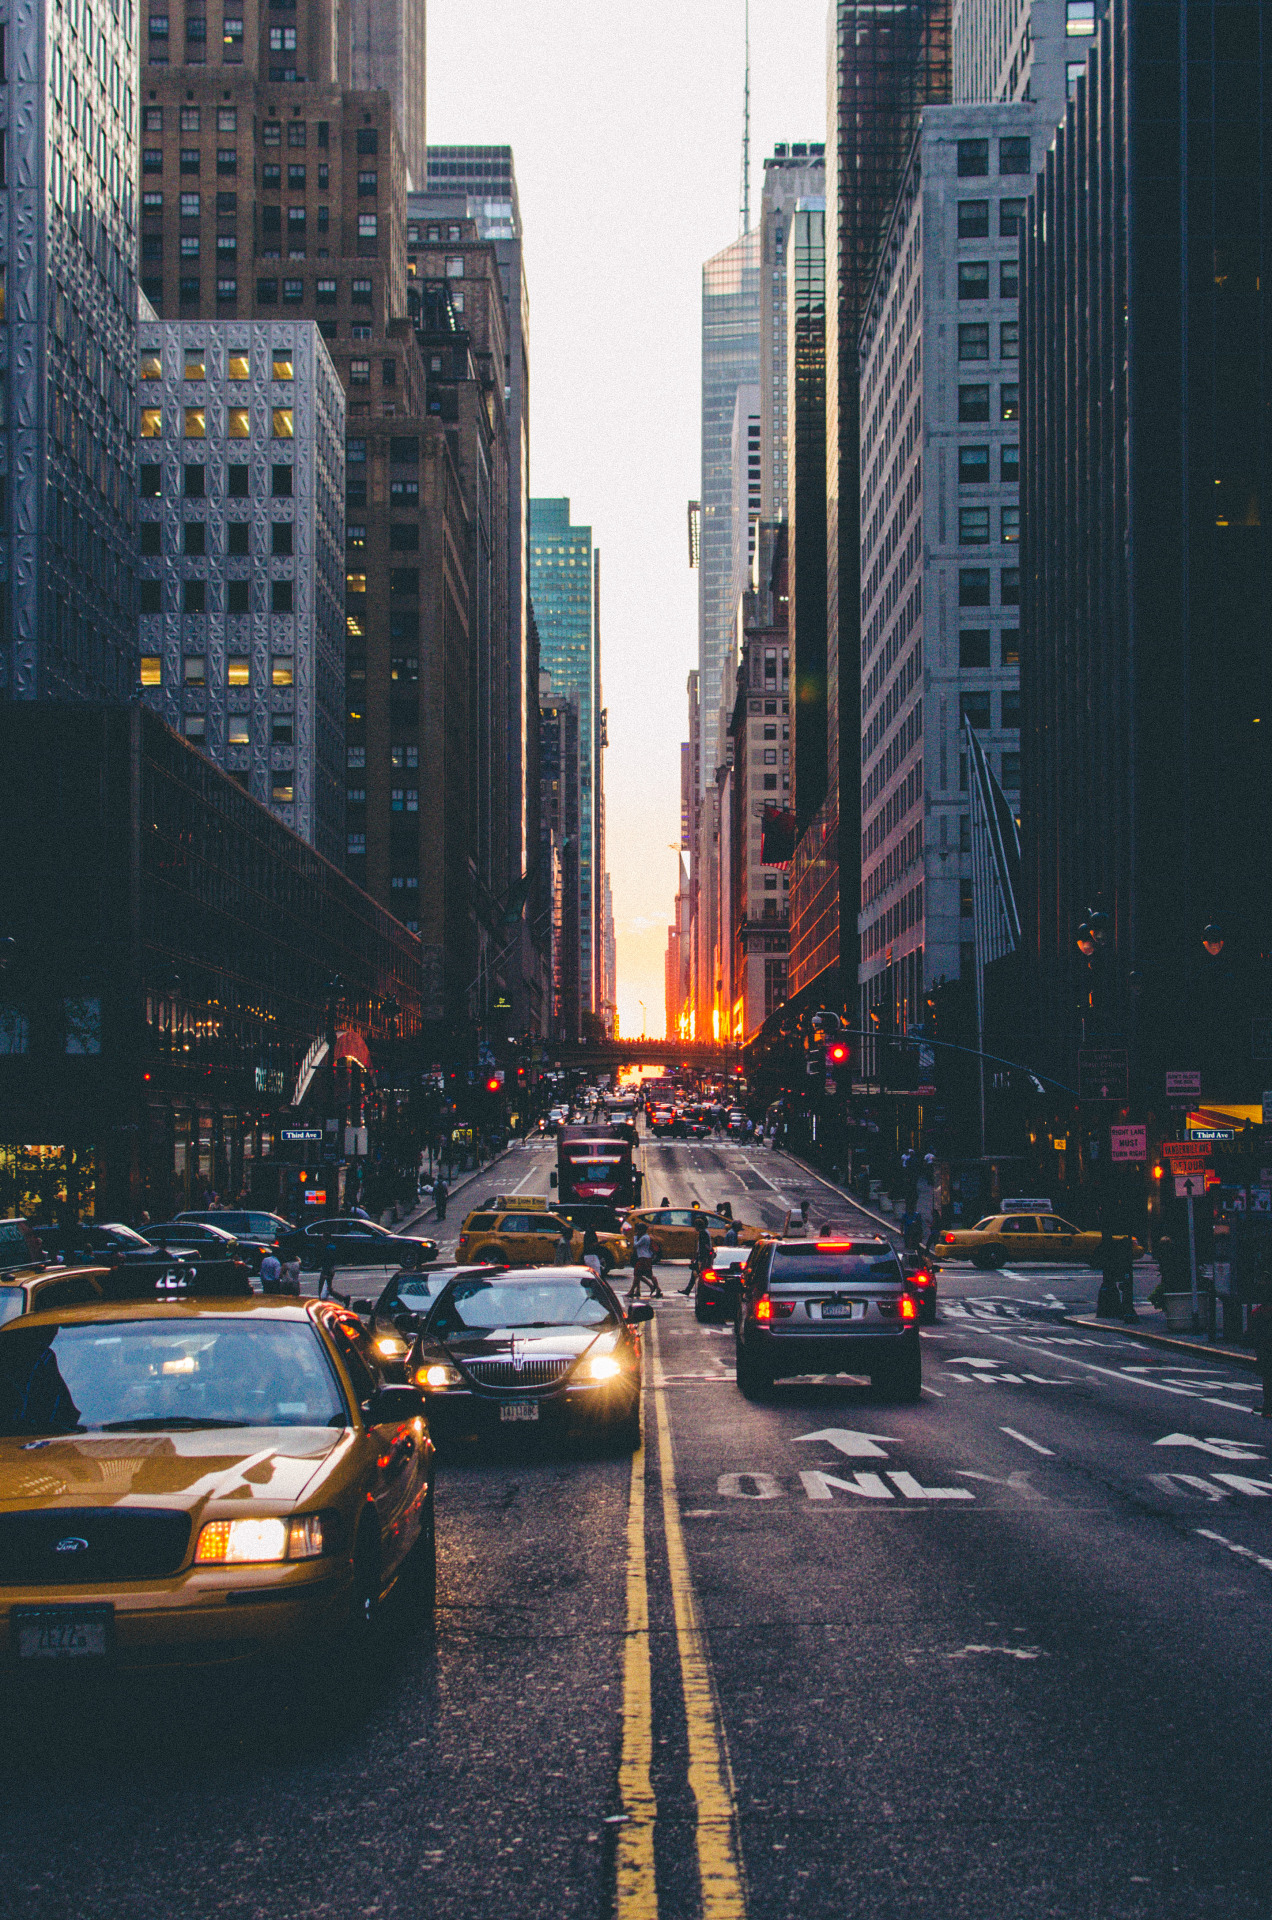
[325,1310,425,1583]
[998,1215,1042,1260]
[1041,1215,1093,1259]
[496,1213,536,1266]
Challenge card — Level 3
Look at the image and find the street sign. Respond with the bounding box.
[1110,1125,1147,1163]
[1186,1125,1235,1142]
[1165,1070,1202,1099]
[281,1127,323,1143]
[1078,1047,1129,1101]
[1162,1140,1209,1162]
[1175,1174,1204,1199]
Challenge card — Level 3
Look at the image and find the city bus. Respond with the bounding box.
[553,1126,636,1206]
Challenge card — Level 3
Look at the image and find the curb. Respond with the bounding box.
[1065,1313,1259,1370]
[399,1143,523,1232]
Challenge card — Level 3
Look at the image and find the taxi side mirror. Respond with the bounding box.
[350,1298,375,1316]
[627,1302,654,1323]
[364,1385,426,1425]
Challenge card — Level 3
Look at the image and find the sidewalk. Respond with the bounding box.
[395,1141,522,1234]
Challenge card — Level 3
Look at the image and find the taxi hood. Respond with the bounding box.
[0,1426,349,1516]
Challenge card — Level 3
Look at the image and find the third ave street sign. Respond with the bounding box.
[1078,1047,1129,1101]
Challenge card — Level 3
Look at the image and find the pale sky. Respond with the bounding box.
[428,0,830,1039]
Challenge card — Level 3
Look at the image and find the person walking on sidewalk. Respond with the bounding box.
[1251,1270,1272,1418]
[682,1215,714,1297]
[433,1174,449,1222]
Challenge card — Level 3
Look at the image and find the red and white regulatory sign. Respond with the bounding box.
[1109,1125,1147,1163]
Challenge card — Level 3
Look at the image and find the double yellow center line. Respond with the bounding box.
[616,1319,748,1920]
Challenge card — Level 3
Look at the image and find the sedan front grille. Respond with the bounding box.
[0,1508,192,1585]
[464,1358,574,1390]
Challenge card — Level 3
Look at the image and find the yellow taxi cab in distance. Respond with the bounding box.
[0,1264,435,1672]
[622,1207,764,1262]
[454,1207,631,1276]
[934,1211,1142,1269]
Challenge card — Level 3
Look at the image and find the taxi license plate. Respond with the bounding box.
[499,1401,539,1422]
[14,1606,113,1661]
[821,1301,858,1319]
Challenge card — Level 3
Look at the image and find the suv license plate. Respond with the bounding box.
[500,1401,539,1423]
[14,1607,113,1661]
[821,1302,857,1319]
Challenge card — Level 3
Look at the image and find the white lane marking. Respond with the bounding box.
[887,1470,975,1501]
[955,1470,1045,1499]
[957,1329,1260,1415]
[1212,1473,1272,1497]
[1148,1472,1230,1500]
[793,1427,900,1457]
[948,1643,1043,1661]
[1153,1433,1264,1460]
[799,1469,894,1501]
[999,1426,1055,1456]
[1196,1528,1272,1573]
[921,1384,945,1397]
[717,1472,782,1500]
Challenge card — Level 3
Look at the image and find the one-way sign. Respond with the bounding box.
[1078,1047,1129,1101]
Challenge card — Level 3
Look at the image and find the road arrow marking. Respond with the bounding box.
[1148,1472,1229,1500]
[1211,1473,1272,1497]
[1153,1433,1264,1460]
[793,1428,900,1458]
[887,1471,975,1501]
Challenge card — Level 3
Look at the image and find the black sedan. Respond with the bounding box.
[141,1219,241,1255]
[277,1217,439,1271]
[348,1263,507,1379]
[409,1267,651,1449]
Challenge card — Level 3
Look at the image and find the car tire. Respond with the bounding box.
[921,1302,937,1326]
[694,1292,714,1323]
[611,1401,642,1453]
[874,1336,922,1404]
[471,1245,506,1267]
[402,1487,436,1626]
[972,1249,1003,1270]
[735,1342,771,1400]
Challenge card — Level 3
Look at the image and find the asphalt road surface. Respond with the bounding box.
[4,1136,1272,1919]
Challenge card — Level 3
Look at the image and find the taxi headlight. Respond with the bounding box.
[196,1517,289,1564]
[587,1354,623,1381]
[417,1361,462,1389]
[375,1334,409,1358]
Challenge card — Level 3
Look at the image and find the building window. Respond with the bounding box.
[1001,505,1020,545]
[1000,751,1021,789]
[217,277,238,303]
[272,464,292,496]
[271,523,293,556]
[957,199,988,238]
[959,383,989,423]
[957,139,989,177]
[218,107,237,132]
[317,278,336,304]
[356,127,378,154]
[283,278,303,303]
[140,522,163,557]
[958,324,989,360]
[271,716,293,747]
[1001,567,1020,606]
[263,120,281,146]
[1066,0,1095,31]
[1000,198,1025,238]
[352,278,372,305]
[184,580,206,614]
[348,745,366,769]
[1001,383,1019,421]
[348,833,366,857]
[763,774,778,791]
[227,658,250,685]
[1000,629,1020,667]
[222,15,243,56]
[358,212,378,247]
[140,579,162,613]
[1000,258,1019,299]
[271,781,294,805]
[217,148,237,174]
[228,524,250,556]
[272,408,294,438]
[143,148,164,174]
[349,358,370,385]
[139,656,162,686]
[271,580,293,614]
[957,263,990,306]
[180,148,199,174]
[346,573,367,595]
[1067,59,1087,95]
[959,629,991,669]
[960,879,974,917]
[185,464,206,498]
[179,276,200,304]
[357,170,377,196]
[271,657,293,686]
[140,406,163,437]
[183,523,206,557]
[180,236,199,259]
[184,716,206,741]
[140,351,163,382]
[257,277,278,304]
[959,506,990,544]
[143,191,164,217]
[390,654,419,684]
[227,580,250,612]
[960,691,991,731]
[999,137,1031,174]
[180,106,201,132]
[145,107,164,132]
[183,653,205,682]
[141,465,163,499]
[959,568,991,607]
[1000,444,1019,483]
[228,717,250,744]
[179,190,200,219]
[958,445,989,484]
[1001,687,1021,729]
[229,464,250,497]
[183,406,205,437]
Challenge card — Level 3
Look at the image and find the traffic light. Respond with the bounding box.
[486,1074,502,1095]
[827,1041,850,1067]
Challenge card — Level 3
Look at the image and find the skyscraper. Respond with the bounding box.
[759,144,825,523]
[530,499,600,1019]
[787,198,828,837]
[952,0,1106,133]
[348,0,427,190]
[2,0,140,701]
[698,231,760,789]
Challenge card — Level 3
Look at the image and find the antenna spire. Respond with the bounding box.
[740,0,751,234]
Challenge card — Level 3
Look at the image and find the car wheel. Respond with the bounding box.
[694,1292,714,1323]
[735,1341,771,1400]
[471,1245,506,1267]
[972,1249,1003,1270]
[402,1487,436,1626]
[921,1302,938,1326]
[610,1401,642,1453]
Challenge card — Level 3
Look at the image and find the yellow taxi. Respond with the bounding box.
[455,1206,631,1276]
[623,1207,764,1262]
[0,1272,435,1671]
[934,1211,1141,1269]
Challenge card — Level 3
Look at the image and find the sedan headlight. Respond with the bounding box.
[195,1515,326,1564]
[416,1360,463,1389]
[587,1354,623,1380]
[375,1334,409,1359]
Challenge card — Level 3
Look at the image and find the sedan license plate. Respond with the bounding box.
[821,1301,859,1319]
[14,1606,113,1661]
[499,1400,539,1423]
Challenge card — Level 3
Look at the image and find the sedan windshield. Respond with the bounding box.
[0,1318,346,1436]
[431,1277,617,1334]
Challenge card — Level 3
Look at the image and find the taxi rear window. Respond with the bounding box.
[464,1214,497,1232]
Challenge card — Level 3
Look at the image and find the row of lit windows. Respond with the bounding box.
[140,406,294,437]
[140,655,294,686]
[141,349,293,381]
[958,505,1019,544]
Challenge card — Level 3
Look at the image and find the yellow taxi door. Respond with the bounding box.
[326,1314,424,1581]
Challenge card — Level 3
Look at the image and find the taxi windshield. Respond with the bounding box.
[432,1277,617,1334]
[0,1318,346,1436]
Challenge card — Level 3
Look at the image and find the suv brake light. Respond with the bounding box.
[899,1294,918,1322]
[754,1296,795,1322]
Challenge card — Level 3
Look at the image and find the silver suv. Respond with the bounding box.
[734,1236,921,1402]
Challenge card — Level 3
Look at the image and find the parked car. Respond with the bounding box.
[141,1220,242,1256]
[408,1266,652,1449]
[175,1209,292,1273]
[277,1217,439,1272]
[22,1221,160,1267]
[734,1236,921,1401]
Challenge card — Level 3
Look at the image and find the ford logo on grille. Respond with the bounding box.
[55,1536,89,1554]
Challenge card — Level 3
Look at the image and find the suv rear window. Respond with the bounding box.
[770,1248,901,1284]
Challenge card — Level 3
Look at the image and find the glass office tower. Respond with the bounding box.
[530,498,598,1017]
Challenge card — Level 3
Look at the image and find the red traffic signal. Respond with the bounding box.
[486,1075,501,1094]
[828,1042,850,1065]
